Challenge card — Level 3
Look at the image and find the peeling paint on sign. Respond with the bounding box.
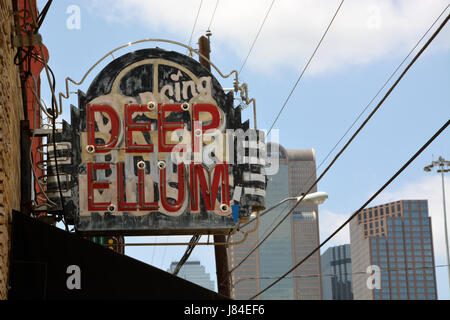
[56,48,266,235]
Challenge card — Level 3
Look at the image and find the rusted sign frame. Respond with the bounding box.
[53,46,267,236]
[99,210,260,247]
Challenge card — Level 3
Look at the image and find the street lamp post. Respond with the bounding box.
[424,156,450,291]
[240,191,328,229]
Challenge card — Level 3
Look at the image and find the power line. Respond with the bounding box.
[207,0,219,32]
[26,50,69,230]
[229,9,450,278]
[234,4,450,268]
[250,118,450,299]
[249,2,450,247]
[312,3,450,188]
[255,4,450,228]
[239,0,276,74]
[267,0,345,135]
[228,0,346,273]
[188,0,204,54]
[37,0,53,29]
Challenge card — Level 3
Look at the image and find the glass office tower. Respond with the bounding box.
[350,200,437,300]
[229,143,322,300]
[167,260,215,291]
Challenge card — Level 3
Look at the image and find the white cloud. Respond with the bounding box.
[88,0,450,75]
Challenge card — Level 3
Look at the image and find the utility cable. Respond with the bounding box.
[27,75,58,209]
[188,0,204,55]
[229,9,450,277]
[250,118,450,299]
[239,0,276,74]
[234,264,449,288]
[37,0,53,29]
[310,2,450,190]
[267,0,344,135]
[27,0,61,116]
[207,0,219,32]
[240,3,450,254]
[25,50,69,229]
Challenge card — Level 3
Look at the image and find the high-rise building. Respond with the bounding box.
[321,244,353,300]
[229,143,322,300]
[167,260,215,292]
[350,200,437,300]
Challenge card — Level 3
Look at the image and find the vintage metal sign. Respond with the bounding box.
[57,48,266,235]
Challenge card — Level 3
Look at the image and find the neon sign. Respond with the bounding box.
[60,48,266,235]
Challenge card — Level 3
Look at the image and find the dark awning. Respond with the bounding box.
[8,211,228,300]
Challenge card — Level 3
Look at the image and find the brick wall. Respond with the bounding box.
[0,0,25,300]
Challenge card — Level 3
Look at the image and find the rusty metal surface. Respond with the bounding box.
[55,48,266,235]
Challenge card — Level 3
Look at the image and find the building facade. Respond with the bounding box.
[0,0,26,300]
[350,200,437,300]
[229,143,322,300]
[321,244,353,300]
[168,260,215,292]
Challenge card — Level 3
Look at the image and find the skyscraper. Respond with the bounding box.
[229,143,322,300]
[321,244,353,300]
[350,200,437,300]
[168,260,215,292]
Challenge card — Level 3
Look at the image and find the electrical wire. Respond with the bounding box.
[234,264,449,288]
[15,0,66,215]
[25,47,69,229]
[37,0,53,29]
[229,9,450,278]
[15,27,61,210]
[238,0,275,74]
[250,118,450,299]
[267,0,344,136]
[188,0,204,55]
[27,49,57,119]
[310,2,450,190]
[207,0,219,32]
[24,0,61,116]
[237,3,450,263]
[27,74,58,210]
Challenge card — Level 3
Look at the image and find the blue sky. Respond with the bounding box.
[37,0,450,298]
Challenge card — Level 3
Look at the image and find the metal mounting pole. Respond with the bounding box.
[440,165,450,290]
[424,156,450,292]
[198,34,231,297]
